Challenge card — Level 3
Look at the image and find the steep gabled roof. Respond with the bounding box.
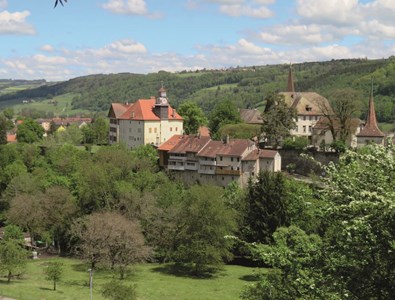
[216,139,255,157]
[242,149,279,160]
[356,88,384,138]
[197,140,225,158]
[109,99,183,121]
[280,92,330,116]
[239,109,263,124]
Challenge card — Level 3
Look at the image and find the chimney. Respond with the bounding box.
[131,111,135,119]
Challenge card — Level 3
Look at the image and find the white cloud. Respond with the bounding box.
[109,39,147,54]
[219,4,273,18]
[102,0,160,17]
[41,44,55,52]
[0,10,35,35]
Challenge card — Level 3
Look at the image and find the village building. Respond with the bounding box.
[280,66,332,143]
[356,84,385,147]
[158,135,281,187]
[108,87,183,148]
[239,108,263,125]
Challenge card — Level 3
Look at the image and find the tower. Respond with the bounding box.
[154,85,169,119]
[356,80,385,146]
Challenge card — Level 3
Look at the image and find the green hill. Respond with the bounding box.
[1,57,394,122]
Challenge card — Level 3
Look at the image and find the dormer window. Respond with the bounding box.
[305,105,312,112]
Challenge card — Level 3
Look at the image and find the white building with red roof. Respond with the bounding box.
[108,87,183,148]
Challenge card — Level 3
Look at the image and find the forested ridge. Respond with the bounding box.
[1,57,395,122]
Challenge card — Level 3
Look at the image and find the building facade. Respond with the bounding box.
[108,88,183,148]
[158,135,281,187]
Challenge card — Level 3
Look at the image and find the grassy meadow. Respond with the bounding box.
[0,258,263,300]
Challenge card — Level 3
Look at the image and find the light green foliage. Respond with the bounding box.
[131,144,159,171]
[178,101,208,134]
[0,239,28,283]
[91,116,109,145]
[44,261,63,291]
[261,93,297,147]
[174,185,236,274]
[53,124,83,145]
[16,118,45,143]
[2,225,24,243]
[101,280,137,300]
[322,144,395,299]
[218,123,261,139]
[241,226,339,300]
[209,99,242,139]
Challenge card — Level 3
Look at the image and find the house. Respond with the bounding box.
[356,85,385,147]
[159,135,281,187]
[280,65,332,143]
[108,87,183,148]
[312,117,361,149]
[239,108,263,125]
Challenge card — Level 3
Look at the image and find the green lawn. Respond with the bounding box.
[0,258,262,300]
[12,93,91,117]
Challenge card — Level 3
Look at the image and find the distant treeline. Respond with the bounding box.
[1,58,395,122]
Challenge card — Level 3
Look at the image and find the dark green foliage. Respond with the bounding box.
[178,101,207,134]
[244,171,290,244]
[16,118,44,143]
[2,225,24,243]
[218,123,261,139]
[209,99,242,139]
[282,136,309,150]
[101,280,137,300]
[261,92,297,147]
[173,185,236,275]
[0,115,7,145]
[44,262,63,291]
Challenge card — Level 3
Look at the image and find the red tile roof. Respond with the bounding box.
[356,92,384,138]
[197,140,225,158]
[109,99,183,121]
[168,135,211,154]
[7,134,17,143]
[158,134,183,151]
[217,139,255,157]
[198,126,210,137]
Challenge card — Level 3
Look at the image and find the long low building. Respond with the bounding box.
[158,135,281,187]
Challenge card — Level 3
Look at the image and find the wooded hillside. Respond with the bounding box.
[1,57,394,122]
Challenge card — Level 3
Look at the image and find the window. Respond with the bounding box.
[309,126,312,133]
[303,116,306,121]
[303,126,306,133]
[237,158,240,162]
[137,128,141,133]
[222,177,224,181]
[149,128,152,133]
[231,157,234,162]
[175,127,178,131]
[295,126,299,132]
[220,156,223,161]
[309,116,312,121]
[170,127,173,132]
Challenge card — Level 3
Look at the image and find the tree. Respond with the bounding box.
[320,88,362,143]
[70,211,150,278]
[44,262,63,291]
[173,185,236,274]
[2,225,24,243]
[261,92,297,147]
[16,119,45,143]
[0,239,27,283]
[209,99,242,139]
[91,116,109,145]
[101,280,137,300]
[243,171,290,244]
[178,101,208,135]
[0,115,7,145]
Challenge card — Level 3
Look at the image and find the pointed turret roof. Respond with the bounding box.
[357,82,384,137]
[287,64,295,94]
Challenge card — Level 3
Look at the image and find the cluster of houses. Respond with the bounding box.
[107,67,387,186]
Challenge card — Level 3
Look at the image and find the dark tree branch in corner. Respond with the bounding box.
[54,0,67,8]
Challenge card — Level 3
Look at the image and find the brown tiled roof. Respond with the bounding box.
[197,140,225,158]
[242,149,278,160]
[168,135,211,154]
[198,126,210,137]
[239,109,263,124]
[109,99,183,121]
[6,134,17,143]
[356,92,384,138]
[217,139,255,157]
[158,135,183,151]
[280,92,331,116]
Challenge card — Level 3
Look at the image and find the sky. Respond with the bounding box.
[0,0,394,81]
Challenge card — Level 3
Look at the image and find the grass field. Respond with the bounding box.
[11,93,92,117]
[0,258,263,300]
